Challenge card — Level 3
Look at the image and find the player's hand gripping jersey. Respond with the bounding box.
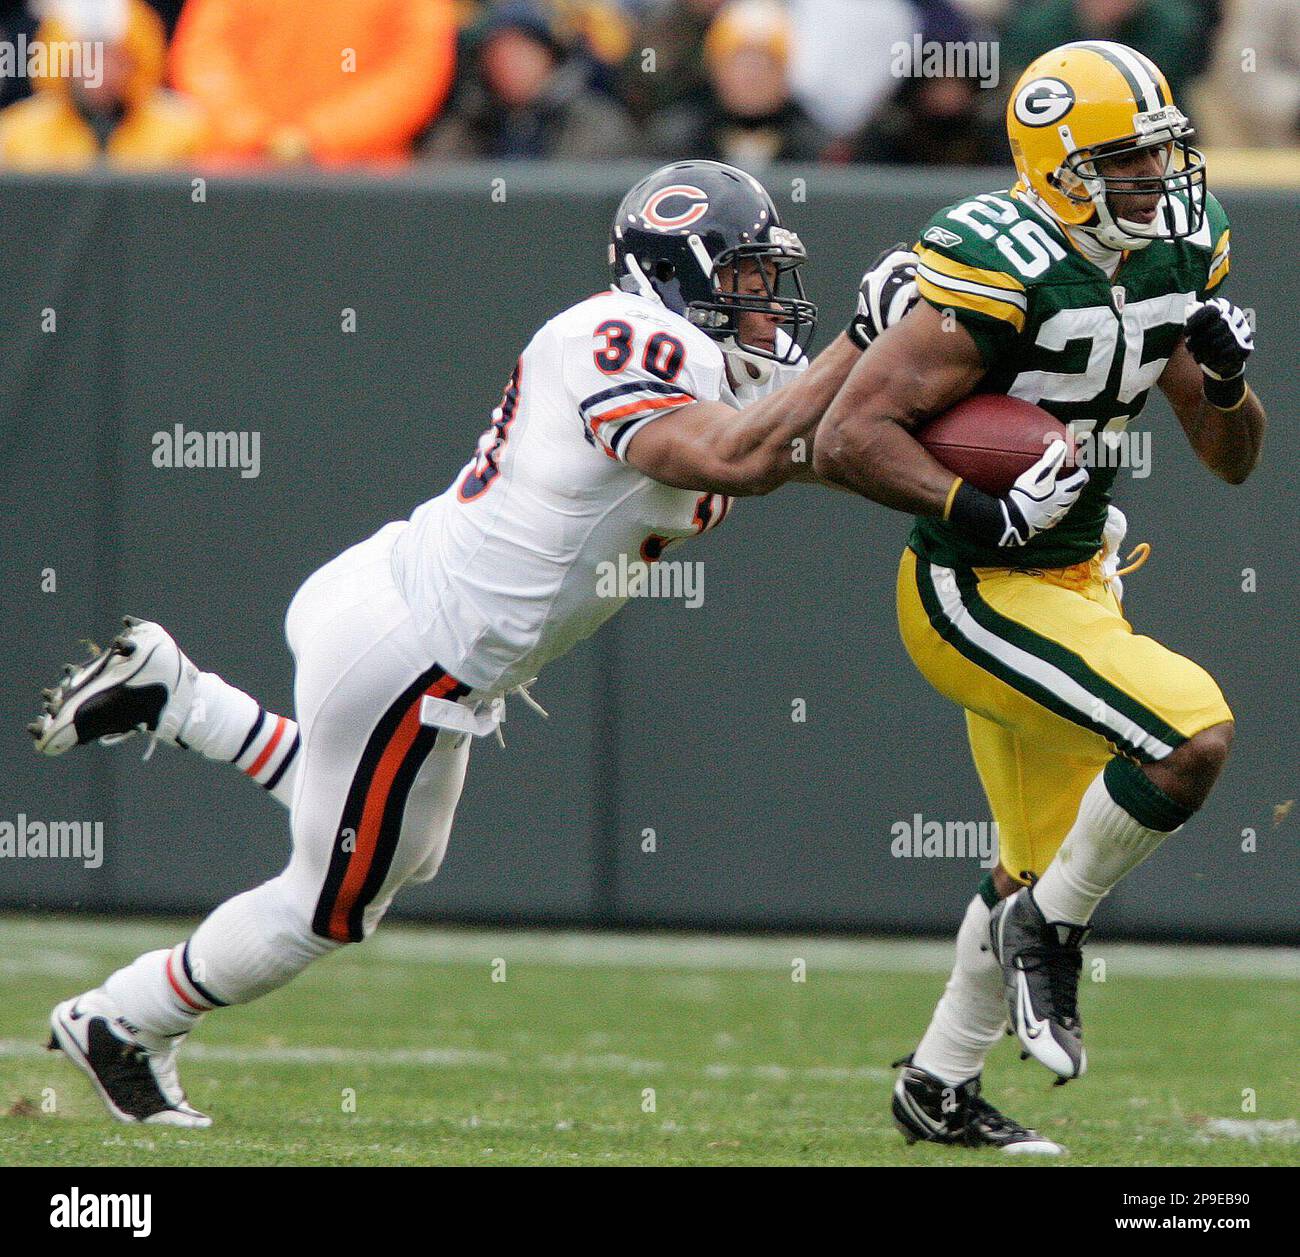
[910,186,1230,570]
[391,289,805,695]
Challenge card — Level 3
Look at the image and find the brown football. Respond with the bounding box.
[917,394,1073,497]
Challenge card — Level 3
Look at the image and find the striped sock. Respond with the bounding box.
[103,880,337,1044]
[179,672,301,808]
[231,708,301,807]
[102,943,221,1045]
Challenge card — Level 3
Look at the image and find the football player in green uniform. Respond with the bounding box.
[814,41,1265,1154]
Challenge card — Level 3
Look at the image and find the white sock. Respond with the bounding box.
[102,948,205,1048]
[103,877,338,1042]
[912,893,1007,1085]
[1032,766,1182,926]
[179,672,301,807]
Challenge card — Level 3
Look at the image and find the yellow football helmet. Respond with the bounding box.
[1006,40,1206,251]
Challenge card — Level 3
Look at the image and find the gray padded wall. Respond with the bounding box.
[1,166,1294,939]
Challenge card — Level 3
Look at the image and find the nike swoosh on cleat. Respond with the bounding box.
[1016,974,1047,1040]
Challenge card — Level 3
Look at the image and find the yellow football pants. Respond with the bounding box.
[896,546,1232,883]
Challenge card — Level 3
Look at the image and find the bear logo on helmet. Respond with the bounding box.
[640,185,711,230]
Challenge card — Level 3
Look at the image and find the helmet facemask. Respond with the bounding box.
[610,161,818,385]
[684,230,816,384]
[1051,109,1206,251]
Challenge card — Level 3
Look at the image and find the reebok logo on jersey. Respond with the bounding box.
[923,226,963,249]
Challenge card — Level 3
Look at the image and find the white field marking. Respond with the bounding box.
[0,949,106,979]
[0,1038,890,1083]
[1200,1119,1300,1144]
[1,916,1296,980]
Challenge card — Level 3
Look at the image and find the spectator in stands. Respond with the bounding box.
[0,0,203,169]
[1002,0,1204,104]
[140,0,185,38]
[786,0,915,141]
[846,0,1004,167]
[459,0,639,102]
[617,0,727,122]
[1211,0,1300,145]
[0,0,39,110]
[646,0,827,168]
[170,0,457,166]
[420,1,637,160]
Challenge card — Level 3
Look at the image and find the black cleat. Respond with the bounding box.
[48,992,210,1127]
[891,1055,1064,1155]
[28,618,197,756]
[989,887,1088,1080]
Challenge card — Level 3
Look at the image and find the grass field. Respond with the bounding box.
[1,916,1296,1167]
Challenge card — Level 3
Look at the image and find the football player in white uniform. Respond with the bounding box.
[29,160,918,1127]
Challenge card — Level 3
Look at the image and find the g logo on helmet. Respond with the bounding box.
[1013,78,1075,127]
[641,184,710,230]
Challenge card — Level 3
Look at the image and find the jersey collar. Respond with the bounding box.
[1012,185,1126,277]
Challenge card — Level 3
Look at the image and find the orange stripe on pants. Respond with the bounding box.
[325,673,462,941]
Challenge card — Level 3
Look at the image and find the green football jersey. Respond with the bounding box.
[908,187,1230,569]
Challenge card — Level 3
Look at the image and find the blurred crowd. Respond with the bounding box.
[0,0,1295,171]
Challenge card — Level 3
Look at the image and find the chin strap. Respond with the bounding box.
[721,339,775,389]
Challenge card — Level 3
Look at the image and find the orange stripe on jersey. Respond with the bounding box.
[245,715,288,778]
[324,672,464,942]
[590,393,694,430]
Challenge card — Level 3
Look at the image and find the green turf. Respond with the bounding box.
[1,916,1296,1166]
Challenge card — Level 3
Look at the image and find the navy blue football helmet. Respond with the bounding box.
[609,161,817,376]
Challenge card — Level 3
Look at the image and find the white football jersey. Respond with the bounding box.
[390,288,805,694]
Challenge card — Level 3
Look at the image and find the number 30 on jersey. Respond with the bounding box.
[594,319,685,383]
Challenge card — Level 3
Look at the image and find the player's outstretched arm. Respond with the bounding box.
[813,301,1088,547]
[1159,309,1265,485]
[812,301,985,513]
[624,331,861,496]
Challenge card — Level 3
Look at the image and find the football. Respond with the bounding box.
[917,394,1073,496]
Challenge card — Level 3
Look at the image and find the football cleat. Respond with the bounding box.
[891,1055,1064,1155]
[48,991,211,1128]
[989,887,1089,1081]
[28,617,197,757]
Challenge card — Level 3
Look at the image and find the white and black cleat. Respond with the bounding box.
[891,1055,1064,1155]
[28,617,197,757]
[48,991,211,1128]
[989,887,1089,1082]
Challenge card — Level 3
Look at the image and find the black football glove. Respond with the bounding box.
[1185,297,1253,406]
[848,243,919,349]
